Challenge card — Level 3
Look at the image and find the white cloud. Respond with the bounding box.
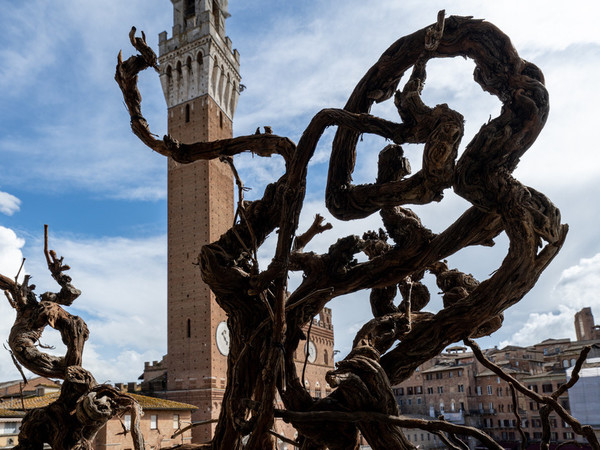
[0,191,20,216]
[82,344,164,384]
[0,227,26,381]
[499,305,577,348]
[553,253,600,312]
[499,253,600,348]
[0,226,25,277]
[0,232,167,382]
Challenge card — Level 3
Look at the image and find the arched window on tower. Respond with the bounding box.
[187,318,191,338]
[212,0,220,34]
[185,104,190,123]
[217,65,225,101]
[323,349,329,365]
[184,0,195,17]
[166,65,173,86]
[224,73,231,112]
[211,58,219,94]
[230,82,237,113]
[219,111,223,128]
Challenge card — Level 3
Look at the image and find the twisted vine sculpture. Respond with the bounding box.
[114,11,574,450]
[0,226,145,450]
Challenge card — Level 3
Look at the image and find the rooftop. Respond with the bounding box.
[0,390,197,413]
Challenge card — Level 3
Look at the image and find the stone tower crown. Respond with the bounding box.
[158,0,241,118]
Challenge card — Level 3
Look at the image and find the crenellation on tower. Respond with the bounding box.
[158,0,240,117]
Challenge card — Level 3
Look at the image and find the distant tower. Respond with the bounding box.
[158,0,240,442]
[574,307,600,341]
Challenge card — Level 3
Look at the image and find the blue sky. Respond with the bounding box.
[1,0,600,383]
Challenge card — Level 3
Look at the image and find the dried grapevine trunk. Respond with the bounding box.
[113,11,577,450]
[0,228,144,450]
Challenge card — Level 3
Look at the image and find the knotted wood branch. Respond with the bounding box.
[116,10,568,449]
[1,228,145,450]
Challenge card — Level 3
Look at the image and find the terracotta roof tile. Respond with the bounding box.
[0,408,26,418]
[129,393,197,411]
[0,390,196,412]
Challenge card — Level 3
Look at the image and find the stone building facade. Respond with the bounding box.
[0,388,196,449]
[392,318,599,442]
[392,308,600,449]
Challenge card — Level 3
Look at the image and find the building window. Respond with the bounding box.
[457,369,463,377]
[151,415,158,430]
[212,0,220,33]
[458,384,464,392]
[488,402,494,413]
[476,386,482,396]
[427,387,434,394]
[324,349,328,365]
[173,414,180,429]
[219,111,223,128]
[542,384,553,393]
[2,422,18,434]
[187,318,191,338]
[449,371,453,378]
[315,387,322,398]
[184,0,195,17]
[436,372,443,380]
[437,386,443,394]
[407,398,412,406]
[417,397,422,405]
[185,104,190,123]
[124,414,131,431]
[407,387,413,395]
[415,386,422,394]
[487,385,493,395]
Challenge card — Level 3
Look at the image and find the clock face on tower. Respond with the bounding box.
[305,341,317,363]
[216,321,230,356]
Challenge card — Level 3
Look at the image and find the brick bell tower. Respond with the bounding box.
[157,0,240,443]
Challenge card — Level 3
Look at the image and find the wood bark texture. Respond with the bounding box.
[116,10,586,450]
[0,227,145,450]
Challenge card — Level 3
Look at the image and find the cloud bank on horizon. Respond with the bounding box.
[0,0,599,382]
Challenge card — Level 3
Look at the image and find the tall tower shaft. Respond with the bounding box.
[158,0,240,442]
